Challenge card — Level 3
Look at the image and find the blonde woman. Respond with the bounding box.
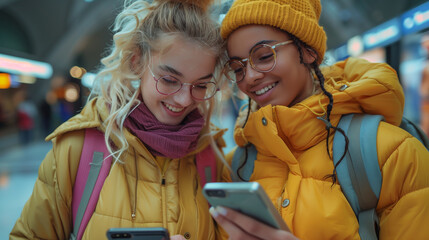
[10,0,226,239]
[211,0,429,239]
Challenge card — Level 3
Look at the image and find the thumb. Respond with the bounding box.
[170,234,186,240]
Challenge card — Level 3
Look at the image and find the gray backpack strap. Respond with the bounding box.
[231,144,257,182]
[333,113,383,240]
[72,152,104,239]
[71,128,112,240]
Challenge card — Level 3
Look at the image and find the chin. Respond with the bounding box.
[161,118,182,125]
[254,99,274,108]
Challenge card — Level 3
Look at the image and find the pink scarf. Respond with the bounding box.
[124,102,204,158]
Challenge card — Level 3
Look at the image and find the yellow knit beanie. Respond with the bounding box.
[221,0,327,64]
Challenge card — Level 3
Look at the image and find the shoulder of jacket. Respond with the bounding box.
[52,129,86,179]
[377,121,425,168]
[52,129,86,149]
[376,121,429,214]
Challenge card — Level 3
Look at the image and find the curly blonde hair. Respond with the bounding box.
[89,0,226,162]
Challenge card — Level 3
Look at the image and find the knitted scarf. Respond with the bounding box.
[124,102,204,158]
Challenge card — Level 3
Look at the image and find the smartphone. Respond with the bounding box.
[106,227,170,240]
[203,182,289,231]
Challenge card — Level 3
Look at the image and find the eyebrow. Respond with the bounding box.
[229,40,277,60]
[158,64,213,81]
[159,65,183,77]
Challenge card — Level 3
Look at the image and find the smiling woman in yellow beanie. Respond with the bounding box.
[210,0,429,239]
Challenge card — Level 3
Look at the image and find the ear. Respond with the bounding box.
[130,48,142,73]
[302,47,317,65]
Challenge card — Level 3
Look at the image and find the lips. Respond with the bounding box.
[253,82,277,96]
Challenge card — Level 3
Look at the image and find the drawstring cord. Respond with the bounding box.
[132,148,138,220]
[316,115,332,130]
[296,97,327,117]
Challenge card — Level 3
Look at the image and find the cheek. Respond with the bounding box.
[140,79,160,102]
[236,83,249,94]
[140,80,149,98]
[276,57,305,83]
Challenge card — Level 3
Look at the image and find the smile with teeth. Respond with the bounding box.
[163,102,184,112]
[254,83,277,96]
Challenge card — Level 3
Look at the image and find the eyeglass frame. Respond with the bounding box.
[223,40,293,83]
[148,66,219,100]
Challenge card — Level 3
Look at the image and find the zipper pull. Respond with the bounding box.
[161,178,165,185]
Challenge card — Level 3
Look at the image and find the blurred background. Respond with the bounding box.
[1,0,429,238]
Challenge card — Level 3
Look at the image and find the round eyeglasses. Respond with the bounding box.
[149,67,218,100]
[223,40,293,83]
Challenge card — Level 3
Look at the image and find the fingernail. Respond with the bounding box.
[216,206,227,216]
[209,206,218,217]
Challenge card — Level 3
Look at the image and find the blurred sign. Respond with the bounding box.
[362,18,401,50]
[401,1,429,35]
[331,1,429,62]
[0,53,53,79]
[334,44,349,61]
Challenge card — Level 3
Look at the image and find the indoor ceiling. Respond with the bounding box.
[1,0,428,77]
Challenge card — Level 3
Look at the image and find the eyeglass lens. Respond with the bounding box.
[225,45,276,83]
[250,45,276,71]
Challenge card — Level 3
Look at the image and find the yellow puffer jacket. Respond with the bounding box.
[226,58,429,239]
[10,98,226,240]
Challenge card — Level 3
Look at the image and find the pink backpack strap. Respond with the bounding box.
[196,146,217,188]
[71,128,112,240]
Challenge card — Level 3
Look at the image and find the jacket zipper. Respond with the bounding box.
[161,176,167,228]
[152,156,171,229]
[160,158,170,229]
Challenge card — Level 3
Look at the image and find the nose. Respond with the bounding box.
[243,64,264,84]
[172,84,194,106]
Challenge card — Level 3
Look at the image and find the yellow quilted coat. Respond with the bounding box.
[225,58,429,239]
[10,97,226,240]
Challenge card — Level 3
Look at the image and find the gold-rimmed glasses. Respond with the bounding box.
[223,40,293,83]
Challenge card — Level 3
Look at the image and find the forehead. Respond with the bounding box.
[152,37,217,81]
[226,25,289,57]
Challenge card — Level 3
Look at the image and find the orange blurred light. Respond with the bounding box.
[0,73,11,89]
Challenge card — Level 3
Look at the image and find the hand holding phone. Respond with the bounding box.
[202,182,289,231]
